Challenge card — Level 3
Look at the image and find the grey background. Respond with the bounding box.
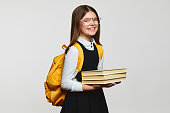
[0,0,170,113]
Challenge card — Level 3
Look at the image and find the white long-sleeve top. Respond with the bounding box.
[61,36,104,92]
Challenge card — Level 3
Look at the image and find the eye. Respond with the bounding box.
[83,19,89,22]
[94,18,98,21]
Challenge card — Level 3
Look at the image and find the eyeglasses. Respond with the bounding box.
[80,17,102,25]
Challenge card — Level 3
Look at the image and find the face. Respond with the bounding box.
[79,11,99,39]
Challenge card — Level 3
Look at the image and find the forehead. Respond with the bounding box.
[82,11,97,19]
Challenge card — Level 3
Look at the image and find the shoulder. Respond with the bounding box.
[94,43,104,61]
[63,46,79,63]
[66,46,78,55]
[95,43,104,53]
[95,43,103,48]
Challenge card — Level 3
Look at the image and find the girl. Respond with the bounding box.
[60,5,119,113]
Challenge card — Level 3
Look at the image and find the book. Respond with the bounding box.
[82,77,126,84]
[82,73,126,80]
[81,68,127,84]
[82,68,127,76]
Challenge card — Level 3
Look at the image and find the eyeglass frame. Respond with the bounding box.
[80,17,102,25]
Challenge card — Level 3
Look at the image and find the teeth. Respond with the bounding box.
[89,28,95,30]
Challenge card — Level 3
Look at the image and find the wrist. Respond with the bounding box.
[82,84,96,91]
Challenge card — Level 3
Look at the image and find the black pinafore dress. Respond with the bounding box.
[60,41,109,113]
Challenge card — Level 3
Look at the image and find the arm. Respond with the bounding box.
[61,46,83,92]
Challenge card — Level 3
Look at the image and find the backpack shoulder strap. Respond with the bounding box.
[94,43,103,61]
[72,42,84,72]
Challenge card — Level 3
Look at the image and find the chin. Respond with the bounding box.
[87,32,97,36]
[89,33,96,36]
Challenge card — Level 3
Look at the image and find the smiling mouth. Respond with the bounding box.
[88,27,95,31]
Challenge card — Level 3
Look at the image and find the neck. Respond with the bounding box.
[79,34,92,42]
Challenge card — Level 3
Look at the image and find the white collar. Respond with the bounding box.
[77,36,95,47]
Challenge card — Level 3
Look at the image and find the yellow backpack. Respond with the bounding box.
[44,42,103,106]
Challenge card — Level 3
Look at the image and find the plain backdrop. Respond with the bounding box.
[0,0,170,113]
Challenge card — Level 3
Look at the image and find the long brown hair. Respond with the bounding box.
[65,5,102,54]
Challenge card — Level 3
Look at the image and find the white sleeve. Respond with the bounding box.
[61,46,83,92]
[97,46,104,70]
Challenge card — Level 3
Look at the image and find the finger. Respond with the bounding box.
[115,81,121,84]
[113,82,117,86]
[102,84,110,87]
[107,83,115,87]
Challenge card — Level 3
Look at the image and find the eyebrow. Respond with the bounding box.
[83,17,98,19]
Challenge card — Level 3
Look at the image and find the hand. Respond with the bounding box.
[98,81,121,88]
[102,82,117,88]
[82,82,121,91]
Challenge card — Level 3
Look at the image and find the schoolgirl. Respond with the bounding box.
[60,5,119,113]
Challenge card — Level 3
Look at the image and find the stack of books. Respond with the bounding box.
[81,68,127,84]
